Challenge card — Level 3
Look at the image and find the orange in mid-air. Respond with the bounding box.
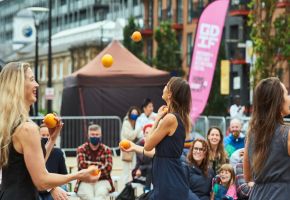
[88,165,100,176]
[119,139,131,150]
[43,113,58,128]
[131,31,142,42]
[101,54,113,68]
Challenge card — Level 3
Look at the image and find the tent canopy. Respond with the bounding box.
[65,40,169,88]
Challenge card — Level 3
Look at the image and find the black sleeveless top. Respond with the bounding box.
[0,129,46,200]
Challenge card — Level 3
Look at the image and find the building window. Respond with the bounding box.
[187,33,193,66]
[68,62,72,75]
[158,0,162,23]
[176,0,183,24]
[193,0,204,19]
[188,0,193,23]
[167,0,172,21]
[148,0,154,28]
[41,64,46,81]
[53,63,57,80]
[59,62,63,80]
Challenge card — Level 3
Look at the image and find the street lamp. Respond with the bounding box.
[26,7,49,116]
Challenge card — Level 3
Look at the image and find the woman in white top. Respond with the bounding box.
[120,106,141,183]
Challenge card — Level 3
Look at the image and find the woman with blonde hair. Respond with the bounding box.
[206,127,228,175]
[0,62,98,200]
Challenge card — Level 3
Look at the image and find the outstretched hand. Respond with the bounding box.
[120,140,136,153]
[78,166,101,183]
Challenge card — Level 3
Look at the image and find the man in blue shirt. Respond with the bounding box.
[224,118,245,157]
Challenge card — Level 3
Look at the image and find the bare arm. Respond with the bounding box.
[243,139,252,182]
[120,141,155,158]
[16,122,98,190]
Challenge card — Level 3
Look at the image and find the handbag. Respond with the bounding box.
[116,182,135,200]
[135,190,153,200]
[121,151,134,162]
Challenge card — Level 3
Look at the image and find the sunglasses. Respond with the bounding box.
[193,147,205,152]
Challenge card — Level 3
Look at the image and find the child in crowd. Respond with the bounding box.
[211,164,237,200]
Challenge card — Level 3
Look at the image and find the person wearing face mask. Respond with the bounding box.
[75,124,114,200]
[120,106,142,183]
[38,124,68,200]
[224,119,245,157]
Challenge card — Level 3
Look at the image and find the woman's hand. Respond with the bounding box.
[135,169,142,177]
[120,141,136,153]
[46,114,63,142]
[77,166,101,183]
[51,186,69,200]
[156,105,168,121]
[248,181,255,187]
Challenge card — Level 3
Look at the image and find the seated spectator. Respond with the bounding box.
[135,98,157,138]
[75,124,114,200]
[38,123,68,200]
[206,127,228,175]
[184,139,214,200]
[132,124,153,192]
[224,119,245,157]
[234,149,254,200]
[211,164,237,200]
[120,106,142,183]
[230,148,244,171]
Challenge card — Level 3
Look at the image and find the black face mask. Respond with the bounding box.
[41,137,49,144]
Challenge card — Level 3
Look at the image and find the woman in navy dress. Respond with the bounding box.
[244,77,290,200]
[121,77,199,200]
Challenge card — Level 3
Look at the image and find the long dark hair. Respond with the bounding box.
[206,127,227,163]
[187,139,210,177]
[167,77,191,133]
[248,77,284,175]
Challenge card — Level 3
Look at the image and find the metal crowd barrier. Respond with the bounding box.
[31,115,290,156]
[31,116,122,156]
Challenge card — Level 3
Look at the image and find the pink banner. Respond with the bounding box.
[188,0,229,122]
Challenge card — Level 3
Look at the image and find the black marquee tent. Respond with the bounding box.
[60,40,170,150]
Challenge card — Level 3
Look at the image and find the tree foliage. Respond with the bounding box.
[154,21,181,74]
[123,17,144,61]
[248,0,290,84]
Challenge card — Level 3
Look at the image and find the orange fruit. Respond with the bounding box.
[119,139,131,150]
[101,54,113,68]
[162,107,168,113]
[43,113,58,128]
[88,165,100,176]
[131,31,142,42]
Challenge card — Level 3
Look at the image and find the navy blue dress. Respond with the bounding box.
[150,113,199,200]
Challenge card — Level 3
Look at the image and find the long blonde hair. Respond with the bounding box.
[0,62,30,167]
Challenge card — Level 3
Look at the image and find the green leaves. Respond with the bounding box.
[123,17,145,61]
[249,0,289,84]
[154,21,181,74]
